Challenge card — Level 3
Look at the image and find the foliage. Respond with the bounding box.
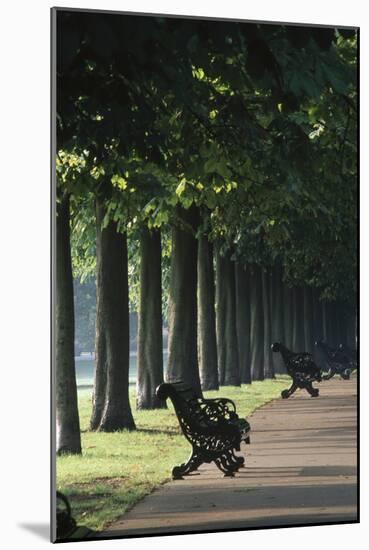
[57,11,357,312]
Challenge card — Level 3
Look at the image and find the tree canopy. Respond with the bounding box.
[57,12,357,307]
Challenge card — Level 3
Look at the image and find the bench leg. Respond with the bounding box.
[215,457,234,477]
[214,450,241,477]
[322,368,334,380]
[227,449,245,469]
[172,450,203,480]
[305,382,319,397]
[281,382,297,399]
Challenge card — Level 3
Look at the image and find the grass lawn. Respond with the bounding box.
[56,377,288,532]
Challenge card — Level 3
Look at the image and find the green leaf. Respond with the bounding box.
[175,178,187,196]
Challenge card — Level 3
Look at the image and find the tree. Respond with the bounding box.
[136,227,166,409]
[56,192,81,454]
[90,183,135,431]
[215,246,240,386]
[249,264,264,380]
[270,266,285,373]
[262,268,275,378]
[292,286,305,352]
[235,262,252,384]
[283,282,294,350]
[166,206,201,394]
[303,286,314,353]
[197,233,219,390]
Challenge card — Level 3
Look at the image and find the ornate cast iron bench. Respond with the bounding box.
[56,492,95,541]
[156,381,251,479]
[271,342,322,398]
[315,341,356,380]
[339,344,357,370]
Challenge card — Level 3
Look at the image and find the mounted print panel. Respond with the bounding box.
[51,7,358,542]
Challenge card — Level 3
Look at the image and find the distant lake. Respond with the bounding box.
[76,351,168,388]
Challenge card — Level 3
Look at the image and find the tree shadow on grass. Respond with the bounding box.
[136,428,179,436]
[80,428,179,436]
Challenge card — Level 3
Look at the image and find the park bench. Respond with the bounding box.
[339,343,358,369]
[156,381,251,479]
[271,342,322,398]
[315,341,356,380]
[56,492,95,541]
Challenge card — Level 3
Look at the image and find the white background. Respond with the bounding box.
[1,0,366,548]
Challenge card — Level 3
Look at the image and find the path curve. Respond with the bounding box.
[103,376,357,536]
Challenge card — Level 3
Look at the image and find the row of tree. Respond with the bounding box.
[55,11,357,454]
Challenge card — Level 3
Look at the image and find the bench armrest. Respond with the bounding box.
[197,397,238,421]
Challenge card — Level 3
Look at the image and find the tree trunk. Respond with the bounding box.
[215,247,226,386]
[292,286,305,352]
[215,248,240,386]
[198,235,219,390]
[249,264,264,380]
[337,302,348,346]
[166,206,201,395]
[303,286,314,353]
[322,300,329,342]
[325,302,339,346]
[283,283,294,350]
[271,266,285,373]
[90,192,136,431]
[346,307,357,349]
[312,289,324,363]
[329,302,339,346]
[56,194,81,455]
[312,288,324,342]
[136,227,166,409]
[334,302,342,346]
[262,268,275,378]
[235,263,251,384]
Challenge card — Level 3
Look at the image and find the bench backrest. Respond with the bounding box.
[272,342,320,378]
[316,341,350,364]
[156,382,212,444]
[339,344,357,363]
[156,381,200,402]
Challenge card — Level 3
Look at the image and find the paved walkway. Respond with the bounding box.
[103,376,357,536]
